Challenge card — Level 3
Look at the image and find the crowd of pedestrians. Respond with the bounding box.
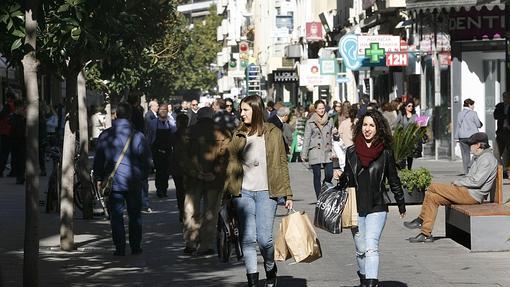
[1,88,507,287]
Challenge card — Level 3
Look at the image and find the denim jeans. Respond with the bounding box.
[351,211,387,279]
[311,162,333,198]
[233,190,277,274]
[108,190,142,252]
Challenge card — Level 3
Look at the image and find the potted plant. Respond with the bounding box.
[392,123,427,169]
[398,167,432,204]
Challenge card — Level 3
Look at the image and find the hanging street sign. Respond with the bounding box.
[386,52,409,66]
[357,35,400,55]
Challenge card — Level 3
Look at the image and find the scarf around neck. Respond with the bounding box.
[355,134,385,168]
[312,112,329,128]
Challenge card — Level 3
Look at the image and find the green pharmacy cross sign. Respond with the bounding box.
[365,43,385,63]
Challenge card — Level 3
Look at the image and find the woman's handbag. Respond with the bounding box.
[217,198,243,263]
[280,210,322,263]
[314,183,349,234]
[341,187,358,228]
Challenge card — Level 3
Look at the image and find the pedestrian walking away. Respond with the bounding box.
[93,102,153,256]
[454,98,482,175]
[301,100,335,198]
[339,109,406,287]
[405,132,498,243]
[225,95,293,287]
[147,103,176,198]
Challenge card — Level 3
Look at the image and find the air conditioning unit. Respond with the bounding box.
[284,44,302,59]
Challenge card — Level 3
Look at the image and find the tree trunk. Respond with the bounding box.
[77,70,93,219]
[22,2,40,286]
[60,69,79,251]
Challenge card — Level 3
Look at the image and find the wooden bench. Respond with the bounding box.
[445,165,510,251]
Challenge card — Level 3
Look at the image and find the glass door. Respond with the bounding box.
[484,59,506,146]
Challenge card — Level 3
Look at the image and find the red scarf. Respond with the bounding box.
[355,134,385,168]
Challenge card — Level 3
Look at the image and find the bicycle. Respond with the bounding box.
[74,169,109,218]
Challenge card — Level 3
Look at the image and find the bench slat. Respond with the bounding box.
[450,203,510,216]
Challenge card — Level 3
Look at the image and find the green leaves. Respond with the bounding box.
[70,26,81,40]
[10,38,22,51]
[399,167,432,193]
[392,123,426,167]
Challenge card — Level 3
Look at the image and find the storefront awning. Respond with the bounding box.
[406,0,503,11]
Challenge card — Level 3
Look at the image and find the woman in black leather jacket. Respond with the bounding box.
[340,109,406,287]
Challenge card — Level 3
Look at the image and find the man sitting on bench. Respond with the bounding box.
[404,132,498,243]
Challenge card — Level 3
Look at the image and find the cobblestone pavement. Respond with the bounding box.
[1,159,509,287]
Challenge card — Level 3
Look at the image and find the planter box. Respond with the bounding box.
[387,187,425,205]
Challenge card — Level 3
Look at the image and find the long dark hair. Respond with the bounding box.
[240,95,266,136]
[353,109,393,148]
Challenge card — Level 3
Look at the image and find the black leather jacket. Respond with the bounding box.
[340,145,406,215]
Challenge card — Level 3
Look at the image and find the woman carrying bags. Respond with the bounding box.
[339,109,406,287]
[225,95,293,287]
[301,100,335,198]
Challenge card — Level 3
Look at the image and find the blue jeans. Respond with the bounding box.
[233,190,277,274]
[108,190,142,251]
[351,211,387,279]
[311,162,333,198]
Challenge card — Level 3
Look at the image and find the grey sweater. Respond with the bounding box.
[454,108,482,139]
[453,148,498,202]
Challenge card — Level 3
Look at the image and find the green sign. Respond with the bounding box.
[365,43,385,63]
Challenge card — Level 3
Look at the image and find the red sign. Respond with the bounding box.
[306,22,323,41]
[386,53,408,67]
[400,40,408,51]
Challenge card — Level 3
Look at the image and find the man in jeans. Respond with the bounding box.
[182,107,230,255]
[93,102,153,256]
[404,132,498,242]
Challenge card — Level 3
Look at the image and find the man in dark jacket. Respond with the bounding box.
[93,102,152,256]
[146,103,176,197]
[128,94,145,133]
[494,91,510,177]
[268,106,290,154]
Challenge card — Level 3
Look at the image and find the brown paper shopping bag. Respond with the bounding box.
[284,211,322,263]
[274,215,292,261]
[341,187,358,228]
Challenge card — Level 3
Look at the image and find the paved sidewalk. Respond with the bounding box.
[0,159,509,286]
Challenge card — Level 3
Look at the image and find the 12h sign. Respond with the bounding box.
[386,52,408,67]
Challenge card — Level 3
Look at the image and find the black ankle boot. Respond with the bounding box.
[247,272,259,287]
[265,264,277,287]
[357,271,366,286]
[363,279,378,287]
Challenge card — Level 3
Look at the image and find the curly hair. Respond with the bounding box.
[353,109,393,148]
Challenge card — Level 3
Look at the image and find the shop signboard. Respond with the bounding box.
[407,0,479,9]
[299,59,332,86]
[320,58,338,75]
[306,22,323,41]
[273,69,298,83]
[357,35,400,55]
[386,52,409,66]
[448,5,505,41]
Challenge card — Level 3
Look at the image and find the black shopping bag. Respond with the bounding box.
[314,182,349,234]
